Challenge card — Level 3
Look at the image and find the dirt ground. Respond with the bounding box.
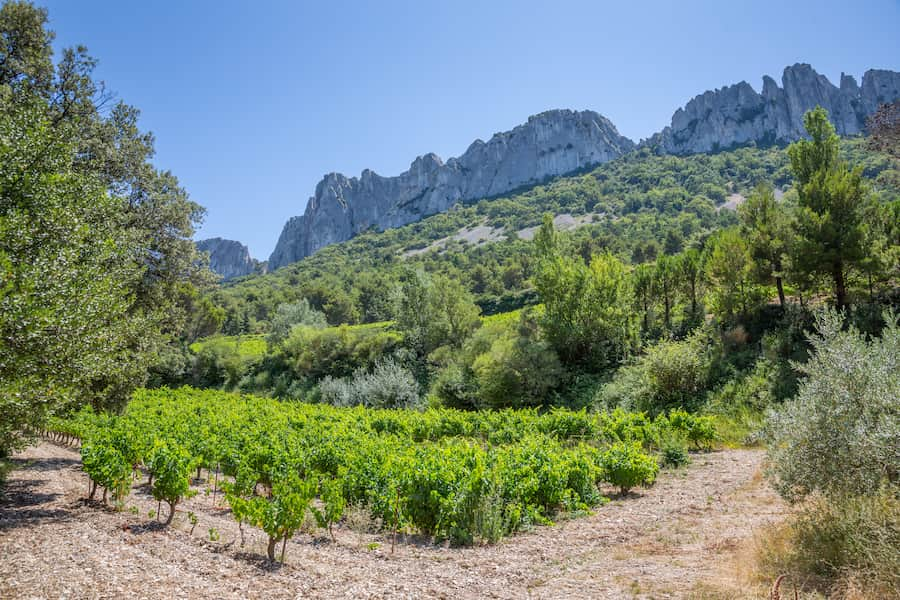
[0,442,785,599]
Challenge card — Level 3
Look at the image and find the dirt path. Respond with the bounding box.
[0,442,784,599]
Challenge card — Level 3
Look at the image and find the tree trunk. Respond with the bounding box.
[89,480,97,500]
[281,536,288,563]
[690,282,697,316]
[164,501,176,525]
[267,537,278,561]
[664,294,671,329]
[833,265,847,309]
[775,276,786,307]
[102,487,107,504]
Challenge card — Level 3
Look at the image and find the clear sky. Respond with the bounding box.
[41,0,900,260]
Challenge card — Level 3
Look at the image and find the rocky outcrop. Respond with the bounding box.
[197,237,263,281]
[268,110,634,269]
[648,64,900,154]
[267,64,899,271]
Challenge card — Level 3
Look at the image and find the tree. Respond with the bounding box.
[654,255,679,329]
[0,99,144,455]
[534,215,638,370]
[739,183,793,307]
[0,1,53,94]
[678,248,702,318]
[1,2,213,449]
[393,270,481,356]
[267,299,327,347]
[788,107,873,309]
[471,312,563,408]
[703,228,754,320]
[632,263,656,332]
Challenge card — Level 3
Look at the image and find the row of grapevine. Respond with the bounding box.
[52,386,717,559]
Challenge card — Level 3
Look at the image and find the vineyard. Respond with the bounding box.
[48,387,716,561]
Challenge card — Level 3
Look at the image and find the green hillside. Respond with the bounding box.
[211,139,897,334]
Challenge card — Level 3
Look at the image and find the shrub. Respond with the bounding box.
[227,470,316,562]
[282,324,402,381]
[754,489,900,597]
[431,362,480,410]
[148,443,196,525]
[597,333,712,415]
[600,441,659,495]
[319,358,422,409]
[664,410,718,450]
[266,299,328,347]
[659,432,690,468]
[765,309,899,502]
[311,476,346,540]
[471,327,563,409]
[81,438,132,505]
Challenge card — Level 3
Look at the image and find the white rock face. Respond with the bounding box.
[268,110,634,269]
[648,64,900,154]
[196,237,261,281]
[268,64,899,271]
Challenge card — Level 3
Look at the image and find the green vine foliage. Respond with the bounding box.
[61,386,712,550]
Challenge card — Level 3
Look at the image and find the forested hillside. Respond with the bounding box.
[210,139,897,332]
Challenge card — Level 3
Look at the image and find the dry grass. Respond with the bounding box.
[695,489,900,600]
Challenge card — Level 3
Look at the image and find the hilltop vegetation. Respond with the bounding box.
[208,137,897,333]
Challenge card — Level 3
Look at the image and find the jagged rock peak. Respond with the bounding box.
[196,237,264,281]
[647,63,900,155]
[269,109,634,270]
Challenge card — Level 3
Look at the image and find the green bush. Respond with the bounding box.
[81,438,132,505]
[765,310,899,501]
[266,299,328,346]
[600,441,659,495]
[659,431,690,468]
[148,443,196,525]
[318,357,422,409]
[471,327,562,409]
[664,409,718,450]
[597,333,712,415]
[227,470,316,562]
[282,324,402,381]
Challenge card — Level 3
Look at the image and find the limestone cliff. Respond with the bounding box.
[648,64,900,154]
[268,110,634,269]
[197,237,263,281]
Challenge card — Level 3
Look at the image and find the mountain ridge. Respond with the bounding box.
[228,63,899,276]
[267,109,634,270]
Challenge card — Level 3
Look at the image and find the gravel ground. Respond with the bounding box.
[0,442,785,599]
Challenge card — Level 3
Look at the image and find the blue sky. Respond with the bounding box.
[42,0,900,260]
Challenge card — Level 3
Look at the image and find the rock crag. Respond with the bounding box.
[647,63,900,154]
[197,237,263,281]
[268,110,634,269]
[268,64,899,271]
